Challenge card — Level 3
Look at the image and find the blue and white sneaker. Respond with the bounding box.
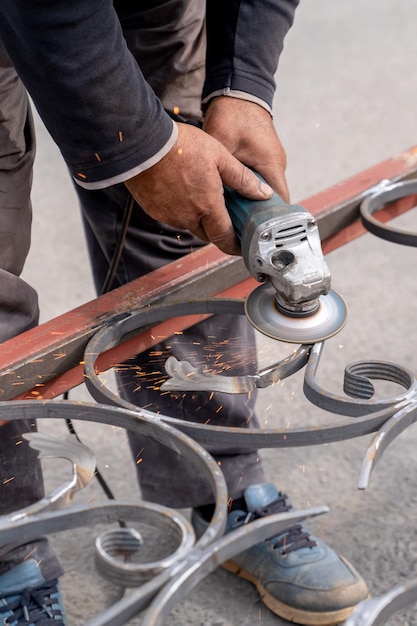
[0,559,65,625]
[192,483,369,625]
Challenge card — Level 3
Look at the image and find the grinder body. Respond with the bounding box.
[224,181,331,316]
[223,175,347,343]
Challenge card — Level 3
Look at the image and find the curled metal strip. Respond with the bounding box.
[161,344,311,393]
[358,401,417,489]
[360,179,417,246]
[82,299,398,455]
[1,433,96,522]
[0,400,230,624]
[304,343,417,488]
[304,343,417,417]
[344,361,414,400]
[94,517,194,587]
[0,501,192,625]
[0,400,228,553]
[343,577,417,625]
[162,355,257,393]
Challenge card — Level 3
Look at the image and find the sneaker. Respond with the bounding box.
[192,483,368,626]
[0,559,65,625]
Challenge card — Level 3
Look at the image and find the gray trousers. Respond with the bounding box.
[0,0,264,578]
[0,42,63,580]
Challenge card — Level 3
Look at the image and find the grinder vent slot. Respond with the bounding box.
[274,223,307,247]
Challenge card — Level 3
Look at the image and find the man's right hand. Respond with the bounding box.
[124,122,274,256]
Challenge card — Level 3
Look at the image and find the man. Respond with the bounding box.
[0,1,368,624]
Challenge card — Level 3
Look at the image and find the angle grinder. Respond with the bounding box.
[224,173,347,343]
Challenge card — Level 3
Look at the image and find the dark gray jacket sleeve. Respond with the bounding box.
[0,0,175,188]
[203,0,300,111]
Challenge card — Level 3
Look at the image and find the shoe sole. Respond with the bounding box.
[222,558,364,626]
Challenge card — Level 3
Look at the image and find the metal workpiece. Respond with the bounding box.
[161,344,311,393]
[0,432,96,522]
[360,178,417,246]
[81,294,417,492]
[0,400,328,626]
[2,157,417,623]
[343,578,417,625]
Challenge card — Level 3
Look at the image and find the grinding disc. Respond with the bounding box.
[245,283,347,343]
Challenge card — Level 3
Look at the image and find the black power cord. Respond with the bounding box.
[64,193,135,509]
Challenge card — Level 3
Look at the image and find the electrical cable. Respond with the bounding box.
[64,192,135,511]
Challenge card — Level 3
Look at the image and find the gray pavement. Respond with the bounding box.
[17,1,417,624]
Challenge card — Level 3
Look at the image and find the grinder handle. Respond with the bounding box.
[223,171,289,242]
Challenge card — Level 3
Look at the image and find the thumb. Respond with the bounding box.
[219,156,274,201]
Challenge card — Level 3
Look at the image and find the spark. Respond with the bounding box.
[119,131,123,142]
[3,477,14,485]
[295,463,305,473]
[178,148,183,155]
[94,152,101,162]
[77,172,87,179]
[173,106,180,115]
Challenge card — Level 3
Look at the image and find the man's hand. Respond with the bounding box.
[203,96,290,202]
[125,122,274,256]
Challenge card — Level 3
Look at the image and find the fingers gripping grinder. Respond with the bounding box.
[224,175,347,343]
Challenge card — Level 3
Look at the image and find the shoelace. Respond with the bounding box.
[2,580,64,625]
[241,493,317,555]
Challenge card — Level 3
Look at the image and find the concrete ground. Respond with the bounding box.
[16,0,417,624]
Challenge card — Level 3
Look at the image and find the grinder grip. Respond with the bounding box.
[223,172,288,242]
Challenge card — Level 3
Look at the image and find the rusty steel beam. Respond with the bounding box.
[0,146,416,402]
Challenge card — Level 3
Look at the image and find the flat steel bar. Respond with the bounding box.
[0,148,416,403]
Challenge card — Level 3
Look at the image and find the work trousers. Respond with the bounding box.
[75,0,265,507]
[0,41,63,580]
[0,0,264,579]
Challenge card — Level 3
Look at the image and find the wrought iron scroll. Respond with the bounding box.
[1,180,417,624]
